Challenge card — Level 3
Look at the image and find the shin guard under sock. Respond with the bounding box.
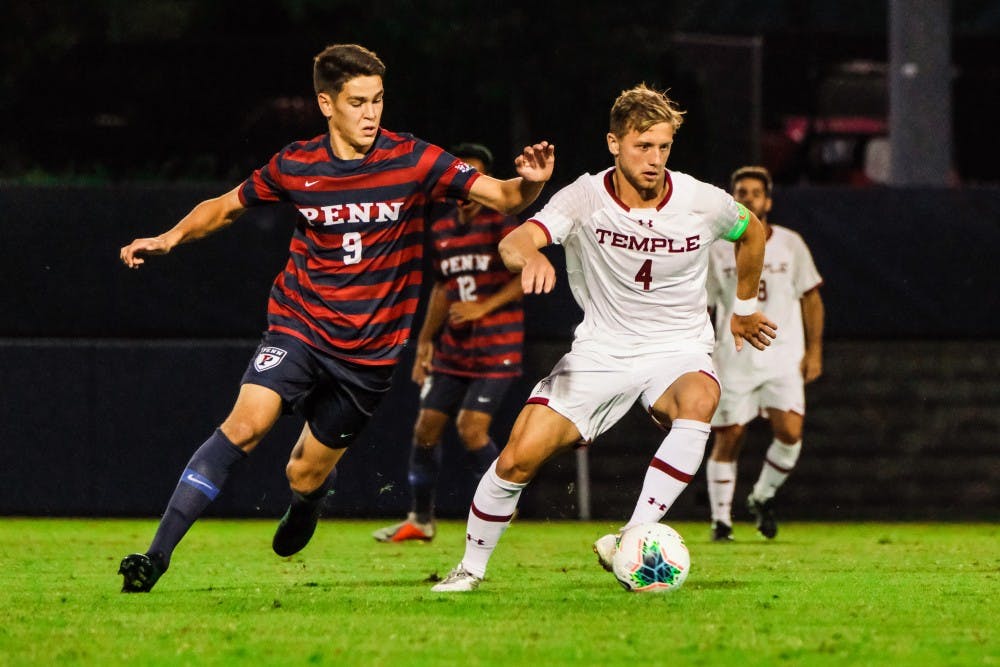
[409,443,442,523]
[148,429,246,566]
[460,461,526,578]
[625,419,710,529]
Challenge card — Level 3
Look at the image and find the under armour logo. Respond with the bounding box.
[466,533,485,546]
[647,496,667,511]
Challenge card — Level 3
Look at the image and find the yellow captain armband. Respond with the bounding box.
[723,202,751,241]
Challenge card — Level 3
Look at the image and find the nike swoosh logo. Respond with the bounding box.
[305,180,320,187]
[184,473,213,490]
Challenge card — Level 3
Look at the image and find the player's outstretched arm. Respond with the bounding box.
[467,142,554,215]
[729,212,778,351]
[498,221,556,295]
[120,186,247,269]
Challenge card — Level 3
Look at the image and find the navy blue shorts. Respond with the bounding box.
[241,332,393,448]
[420,372,514,417]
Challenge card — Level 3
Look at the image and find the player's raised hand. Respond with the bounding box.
[514,141,555,183]
[730,312,777,351]
[120,236,172,269]
[519,253,556,294]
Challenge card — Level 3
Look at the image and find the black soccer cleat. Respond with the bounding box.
[747,495,778,539]
[119,552,167,593]
[272,504,321,557]
[711,521,734,542]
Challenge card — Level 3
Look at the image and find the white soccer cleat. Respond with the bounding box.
[431,564,483,592]
[593,533,620,572]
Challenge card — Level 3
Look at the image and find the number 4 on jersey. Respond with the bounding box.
[634,259,653,290]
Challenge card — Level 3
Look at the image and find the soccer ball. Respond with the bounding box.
[612,523,690,593]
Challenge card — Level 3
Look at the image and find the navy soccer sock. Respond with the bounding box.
[466,439,499,483]
[148,429,246,567]
[409,443,442,524]
[287,468,337,516]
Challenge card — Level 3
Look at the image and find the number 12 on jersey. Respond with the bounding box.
[457,275,477,302]
[634,259,653,290]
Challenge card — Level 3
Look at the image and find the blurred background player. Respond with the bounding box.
[705,165,824,541]
[373,143,525,543]
[431,85,776,592]
[116,44,554,592]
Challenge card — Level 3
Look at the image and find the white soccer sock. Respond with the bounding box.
[706,459,737,525]
[459,460,527,578]
[752,439,801,501]
[624,419,711,529]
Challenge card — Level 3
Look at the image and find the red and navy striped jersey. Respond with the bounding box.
[238,129,480,365]
[428,202,523,378]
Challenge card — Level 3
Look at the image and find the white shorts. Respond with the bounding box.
[710,371,805,427]
[526,344,719,443]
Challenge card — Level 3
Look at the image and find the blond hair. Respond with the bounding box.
[610,84,685,137]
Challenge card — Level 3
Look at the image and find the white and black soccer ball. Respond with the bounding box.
[612,523,690,593]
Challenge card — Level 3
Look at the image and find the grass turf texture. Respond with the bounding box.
[0,519,996,666]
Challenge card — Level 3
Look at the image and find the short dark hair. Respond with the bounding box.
[449,142,494,174]
[730,165,773,196]
[313,44,386,96]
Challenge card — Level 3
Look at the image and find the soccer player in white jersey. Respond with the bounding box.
[432,85,777,592]
[705,166,824,541]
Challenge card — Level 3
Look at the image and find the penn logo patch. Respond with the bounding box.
[254,347,287,372]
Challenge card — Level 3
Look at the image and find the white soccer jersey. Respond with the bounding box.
[707,224,823,376]
[530,168,748,355]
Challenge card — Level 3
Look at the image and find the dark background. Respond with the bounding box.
[3,1,1000,186]
[1,1,997,522]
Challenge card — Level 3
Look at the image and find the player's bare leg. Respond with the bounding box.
[707,424,748,541]
[494,404,582,483]
[456,409,501,482]
[120,384,283,592]
[273,424,346,556]
[747,409,803,539]
[373,409,448,542]
[433,404,580,592]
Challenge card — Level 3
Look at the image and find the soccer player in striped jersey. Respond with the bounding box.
[705,166,824,541]
[432,85,775,593]
[373,143,525,543]
[116,44,553,593]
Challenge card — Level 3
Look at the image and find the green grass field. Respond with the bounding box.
[0,518,996,666]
